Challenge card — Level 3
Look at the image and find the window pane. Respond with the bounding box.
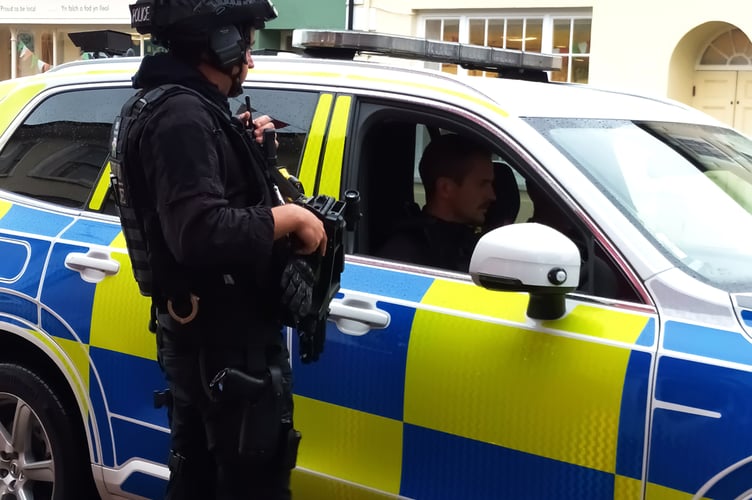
[0,88,134,208]
[572,56,589,83]
[443,19,460,42]
[231,89,319,177]
[488,20,504,48]
[469,19,486,45]
[550,56,569,83]
[713,31,734,58]
[701,45,727,65]
[573,19,591,54]
[506,19,523,50]
[731,27,751,54]
[526,18,543,53]
[16,32,50,77]
[442,64,458,75]
[425,20,441,41]
[553,19,571,53]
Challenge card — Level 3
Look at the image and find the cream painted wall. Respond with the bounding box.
[589,0,752,99]
[361,0,752,103]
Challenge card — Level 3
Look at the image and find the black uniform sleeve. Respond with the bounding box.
[377,229,430,267]
[139,95,275,272]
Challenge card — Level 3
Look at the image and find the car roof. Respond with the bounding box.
[20,54,720,127]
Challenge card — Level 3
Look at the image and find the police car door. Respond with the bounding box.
[291,96,659,500]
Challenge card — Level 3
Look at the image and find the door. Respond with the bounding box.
[693,70,752,136]
[734,71,752,135]
[290,96,660,499]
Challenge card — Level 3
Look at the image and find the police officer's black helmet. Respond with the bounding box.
[130,0,278,69]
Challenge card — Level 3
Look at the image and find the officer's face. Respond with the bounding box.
[241,29,256,81]
[450,156,496,226]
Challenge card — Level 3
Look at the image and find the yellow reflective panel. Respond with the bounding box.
[319,95,351,197]
[89,252,155,360]
[299,94,333,195]
[346,74,509,117]
[545,304,649,344]
[0,82,45,135]
[0,200,12,220]
[645,482,708,499]
[295,395,402,494]
[614,474,642,500]
[110,231,127,249]
[419,280,528,324]
[88,161,111,211]
[54,336,91,399]
[404,292,641,473]
[292,470,400,500]
[24,328,89,413]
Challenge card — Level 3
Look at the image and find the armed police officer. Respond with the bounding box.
[109,0,326,498]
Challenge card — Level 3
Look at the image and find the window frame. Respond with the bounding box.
[417,9,592,83]
[342,91,642,302]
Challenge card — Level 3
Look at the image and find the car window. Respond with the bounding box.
[528,117,752,292]
[0,87,133,208]
[92,87,322,216]
[349,100,641,302]
[231,88,320,177]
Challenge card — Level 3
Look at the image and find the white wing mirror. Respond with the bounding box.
[469,223,581,320]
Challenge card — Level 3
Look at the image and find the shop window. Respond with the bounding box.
[551,18,591,83]
[422,12,591,82]
[16,32,51,76]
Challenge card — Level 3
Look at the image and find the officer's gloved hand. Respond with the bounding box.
[280,258,316,327]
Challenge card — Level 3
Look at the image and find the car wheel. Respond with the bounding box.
[0,363,94,500]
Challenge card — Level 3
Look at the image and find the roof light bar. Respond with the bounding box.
[292,29,562,73]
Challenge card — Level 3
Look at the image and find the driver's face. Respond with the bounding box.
[450,156,496,226]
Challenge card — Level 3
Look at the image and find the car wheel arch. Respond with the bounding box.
[0,330,101,477]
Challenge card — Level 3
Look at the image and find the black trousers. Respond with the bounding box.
[157,318,295,500]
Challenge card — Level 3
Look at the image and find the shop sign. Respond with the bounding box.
[0,0,131,21]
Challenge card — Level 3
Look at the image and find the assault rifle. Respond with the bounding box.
[258,126,360,363]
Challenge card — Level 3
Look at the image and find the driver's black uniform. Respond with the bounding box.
[129,52,294,499]
[377,210,481,272]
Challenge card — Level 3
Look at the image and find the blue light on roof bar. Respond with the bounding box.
[292,29,562,72]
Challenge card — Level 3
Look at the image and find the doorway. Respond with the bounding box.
[692,28,752,136]
[693,70,752,136]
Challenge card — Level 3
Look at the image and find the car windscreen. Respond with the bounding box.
[525,117,752,292]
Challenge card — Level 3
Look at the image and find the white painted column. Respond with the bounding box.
[10,28,17,79]
[52,29,58,67]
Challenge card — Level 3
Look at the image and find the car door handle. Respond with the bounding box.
[328,297,391,336]
[64,249,120,283]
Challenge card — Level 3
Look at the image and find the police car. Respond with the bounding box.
[1,29,752,500]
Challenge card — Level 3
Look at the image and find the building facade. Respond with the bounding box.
[2,0,752,134]
[0,0,345,80]
[353,0,752,135]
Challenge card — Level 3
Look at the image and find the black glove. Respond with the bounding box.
[280,258,316,327]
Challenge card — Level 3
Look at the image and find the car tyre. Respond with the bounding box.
[0,363,96,500]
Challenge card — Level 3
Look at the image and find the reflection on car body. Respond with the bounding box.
[1,29,752,500]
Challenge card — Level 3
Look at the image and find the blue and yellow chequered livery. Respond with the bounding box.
[6,194,738,500]
[292,261,658,500]
[0,198,167,498]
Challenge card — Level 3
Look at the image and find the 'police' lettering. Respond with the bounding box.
[131,5,151,24]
